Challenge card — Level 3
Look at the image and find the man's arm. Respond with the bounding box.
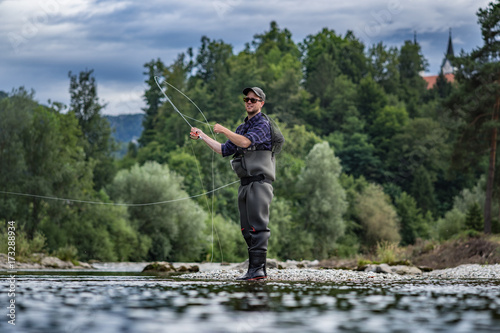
[191,128,222,155]
[214,123,251,148]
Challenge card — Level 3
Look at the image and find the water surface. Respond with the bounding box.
[1,271,499,333]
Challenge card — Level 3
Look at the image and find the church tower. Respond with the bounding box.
[441,28,455,75]
[421,28,456,89]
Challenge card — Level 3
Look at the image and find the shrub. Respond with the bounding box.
[376,241,399,263]
[55,245,78,262]
[436,208,465,240]
[355,183,401,248]
[0,222,46,261]
[108,162,207,261]
[465,202,483,232]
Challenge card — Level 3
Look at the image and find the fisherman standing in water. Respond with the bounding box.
[190,87,275,281]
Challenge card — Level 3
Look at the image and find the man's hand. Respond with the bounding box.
[215,123,251,148]
[214,123,227,135]
[190,127,222,155]
[190,127,202,140]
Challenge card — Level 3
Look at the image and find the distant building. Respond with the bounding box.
[422,28,456,89]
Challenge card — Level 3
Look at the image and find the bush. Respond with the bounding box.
[355,183,401,248]
[0,222,46,260]
[436,208,465,240]
[333,233,360,258]
[376,241,399,263]
[55,245,78,262]
[296,142,347,259]
[108,162,207,261]
[465,202,483,232]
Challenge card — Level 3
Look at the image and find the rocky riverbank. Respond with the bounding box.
[180,263,500,282]
[2,254,500,281]
[0,253,92,270]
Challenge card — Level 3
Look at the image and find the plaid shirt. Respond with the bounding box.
[221,112,272,157]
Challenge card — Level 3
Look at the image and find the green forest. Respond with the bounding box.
[1,3,500,264]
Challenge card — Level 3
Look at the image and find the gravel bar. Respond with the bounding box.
[180,264,500,282]
[427,263,500,279]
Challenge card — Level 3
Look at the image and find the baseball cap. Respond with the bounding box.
[242,87,266,101]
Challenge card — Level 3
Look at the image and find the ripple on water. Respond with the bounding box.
[0,272,499,333]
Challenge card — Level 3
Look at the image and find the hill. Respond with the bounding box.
[105,113,144,143]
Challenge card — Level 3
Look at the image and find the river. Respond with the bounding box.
[1,269,499,333]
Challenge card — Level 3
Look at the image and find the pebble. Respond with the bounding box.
[427,263,500,279]
[180,264,500,282]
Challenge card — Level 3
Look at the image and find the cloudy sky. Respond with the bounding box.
[0,0,491,115]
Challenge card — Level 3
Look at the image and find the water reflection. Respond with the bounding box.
[0,272,499,333]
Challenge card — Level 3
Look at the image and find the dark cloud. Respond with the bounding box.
[0,0,491,115]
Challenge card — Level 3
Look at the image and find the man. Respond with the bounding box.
[190,87,274,281]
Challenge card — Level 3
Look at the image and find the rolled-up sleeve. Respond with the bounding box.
[221,140,237,157]
[221,113,272,157]
[245,121,271,147]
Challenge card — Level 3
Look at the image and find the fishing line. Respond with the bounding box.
[1,77,228,261]
[0,181,239,207]
[159,77,216,135]
[154,75,223,262]
[154,76,195,129]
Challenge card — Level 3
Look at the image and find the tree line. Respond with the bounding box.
[1,2,499,263]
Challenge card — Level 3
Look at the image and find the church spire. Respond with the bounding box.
[441,28,455,74]
[446,28,454,58]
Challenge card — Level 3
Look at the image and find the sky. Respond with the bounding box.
[0,0,492,115]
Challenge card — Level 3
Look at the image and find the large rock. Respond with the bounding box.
[393,265,422,275]
[176,265,200,273]
[364,264,392,274]
[142,262,176,273]
[284,259,319,269]
[76,261,94,269]
[41,256,74,269]
[364,263,422,275]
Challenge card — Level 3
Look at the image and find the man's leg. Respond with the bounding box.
[247,181,273,252]
[238,185,252,248]
[236,181,273,281]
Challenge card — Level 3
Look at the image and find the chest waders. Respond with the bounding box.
[231,149,275,280]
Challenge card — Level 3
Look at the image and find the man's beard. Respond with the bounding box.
[246,109,259,117]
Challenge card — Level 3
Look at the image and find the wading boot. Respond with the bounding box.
[236,250,267,281]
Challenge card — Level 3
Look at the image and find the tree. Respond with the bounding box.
[68,69,116,190]
[296,141,347,259]
[447,1,500,233]
[332,116,381,180]
[107,162,207,261]
[432,71,454,100]
[355,183,401,248]
[386,117,450,202]
[0,89,107,246]
[139,58,167,147]
[274,124,322,201]
[249,22,305,123]
[409,165,439,217]
[368,42,400,95]
[356,75,388,125]
[150,53,196,153]
[395,192,430,245]
[302,29,367,109]
[465,201,484,232]
[191,36,234,123]
[398,40,429,115]
[22,105,98,240]
[0,88,34,224]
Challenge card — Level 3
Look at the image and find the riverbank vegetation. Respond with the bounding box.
[1,3,500,265]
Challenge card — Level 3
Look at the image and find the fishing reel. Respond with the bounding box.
[190,130,203,141]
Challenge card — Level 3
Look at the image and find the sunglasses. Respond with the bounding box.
[243,97,262,103]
